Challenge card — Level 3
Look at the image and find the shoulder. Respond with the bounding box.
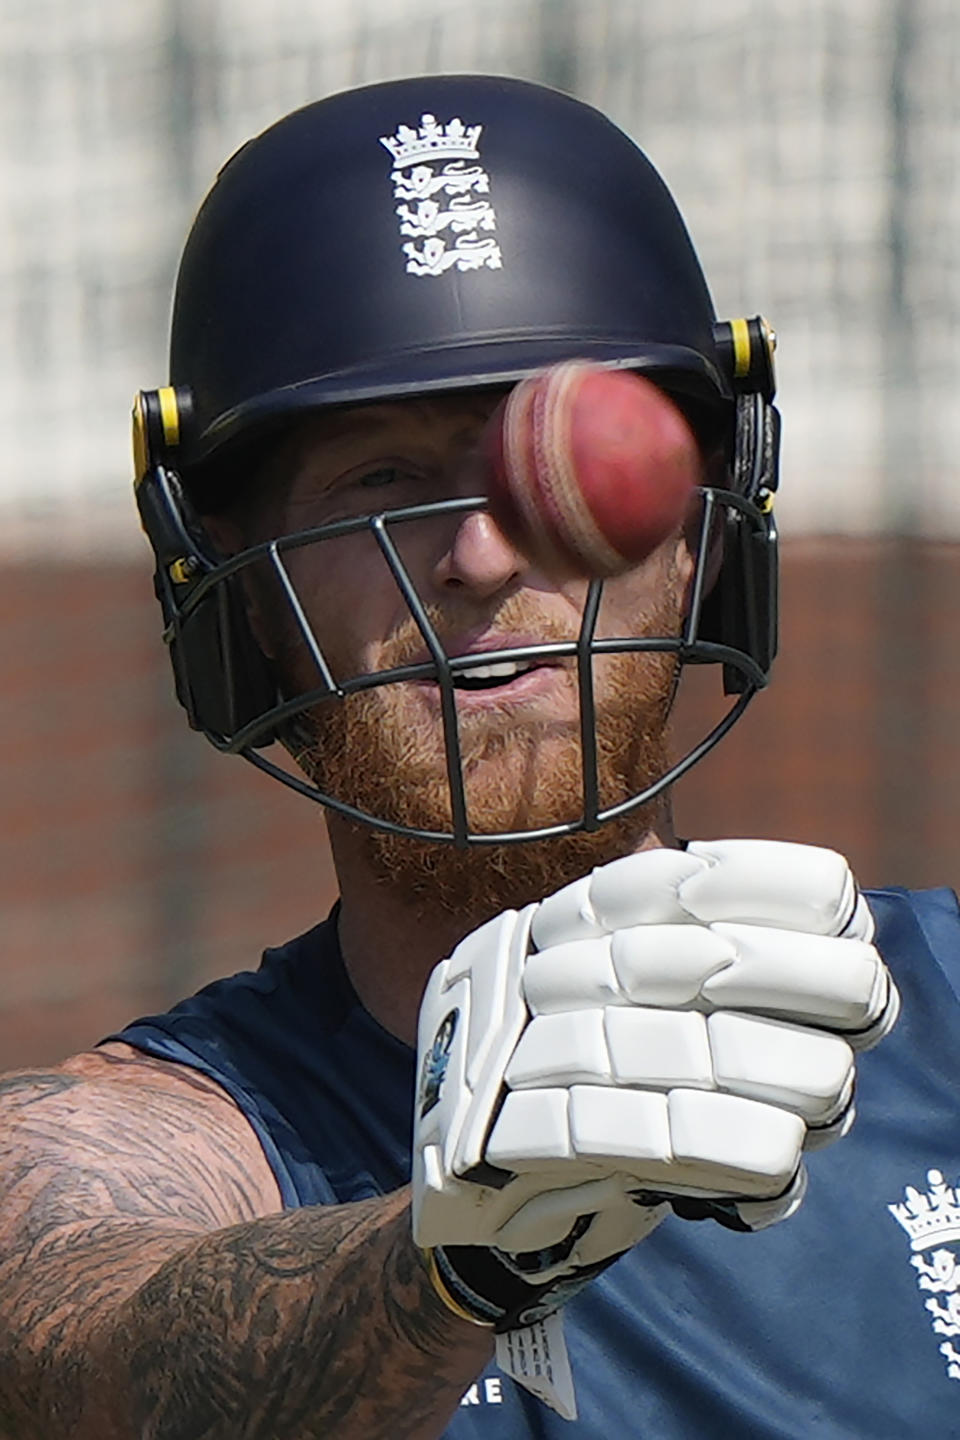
[866,883,960,939]
[867,884,960,996]
[112,916,343,1044]
[0,1046,283,1426]
[0,1043,283,1228]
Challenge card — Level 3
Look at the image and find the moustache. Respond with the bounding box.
[374,593,584,672]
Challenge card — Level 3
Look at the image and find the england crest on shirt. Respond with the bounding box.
[889,1168,960,1382]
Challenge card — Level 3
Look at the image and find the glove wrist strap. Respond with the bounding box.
[426,1244,559,1332]
[428,1242,615,1334]
[422,1246,496,1329]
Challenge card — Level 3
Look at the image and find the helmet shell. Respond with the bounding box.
[170,74,728,471]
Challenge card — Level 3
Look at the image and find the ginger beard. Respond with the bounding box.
[287,580,685,925]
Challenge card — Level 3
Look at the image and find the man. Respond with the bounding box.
[0,74,956,1439]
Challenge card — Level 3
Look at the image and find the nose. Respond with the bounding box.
[432,507,526,599]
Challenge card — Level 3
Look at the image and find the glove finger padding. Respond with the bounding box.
[523,924,893,1044]
[703,925,895,1045]
[499,1012,854,1126]
[486,1085,808,1196]
[531,849,704,948]
[531,839,876,950]
[682,839,875,938]
[523,928,732,1013]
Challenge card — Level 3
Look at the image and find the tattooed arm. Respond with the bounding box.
[0,1045,492,1440]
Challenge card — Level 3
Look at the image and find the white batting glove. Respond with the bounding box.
[413,840,898,1331]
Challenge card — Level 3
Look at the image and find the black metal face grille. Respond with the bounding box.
[155,483,771,847]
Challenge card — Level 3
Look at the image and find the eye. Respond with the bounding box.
[357,466,408,489]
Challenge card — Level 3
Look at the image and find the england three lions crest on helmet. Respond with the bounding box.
[380,114,502,277]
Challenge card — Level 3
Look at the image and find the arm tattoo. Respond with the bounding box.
[0,1071,80,1103]
[0,1059,490,1440]
[116,1194,490,1440]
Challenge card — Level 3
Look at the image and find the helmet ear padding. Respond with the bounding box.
[700,499,778,694]
[697,391,780,693]
[172,566,280,743]
[136,447,280,746]
[134,385,281,745]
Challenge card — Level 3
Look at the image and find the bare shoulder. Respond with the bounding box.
[0,1042,283,1228]
[0,1042,283,1343]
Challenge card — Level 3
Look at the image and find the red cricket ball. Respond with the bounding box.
[482,362,701,578]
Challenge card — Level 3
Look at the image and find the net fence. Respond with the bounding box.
[0,0,958,552]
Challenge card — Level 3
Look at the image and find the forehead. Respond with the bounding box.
[295,389,504,457]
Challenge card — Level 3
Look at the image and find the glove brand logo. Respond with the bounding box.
[418,1008,459,1118]
[889,1168,960,1383]
[379,114,502,278]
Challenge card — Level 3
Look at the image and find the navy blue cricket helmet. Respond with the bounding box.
[134,74,780,845]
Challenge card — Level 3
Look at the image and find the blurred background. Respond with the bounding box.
[2,0,959,1066]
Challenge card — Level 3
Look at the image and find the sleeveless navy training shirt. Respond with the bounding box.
[111,888,960,1437]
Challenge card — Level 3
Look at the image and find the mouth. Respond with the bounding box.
[435,657,573,714]
[398,633,574,707]
[368,622,582,718]
[450,658,545,692]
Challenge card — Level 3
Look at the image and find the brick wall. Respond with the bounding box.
[2,538,957,1069]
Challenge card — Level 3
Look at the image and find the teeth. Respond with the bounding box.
[464,661,528,680]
